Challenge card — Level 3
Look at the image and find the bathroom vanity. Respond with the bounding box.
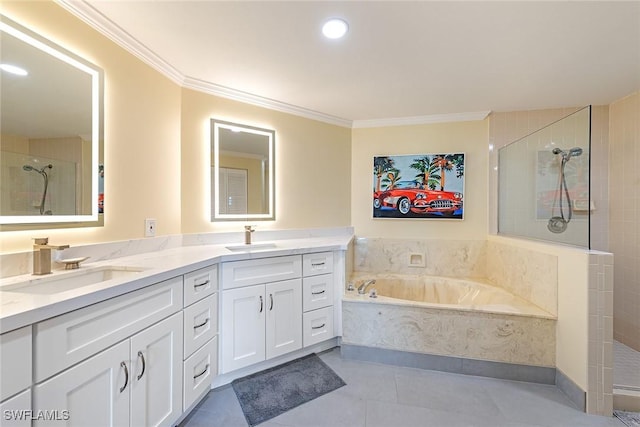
[0,233,350,426]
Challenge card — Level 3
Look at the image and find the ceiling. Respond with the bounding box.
[66,1,639,127]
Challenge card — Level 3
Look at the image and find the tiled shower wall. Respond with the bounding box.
[488,106,610,252]
[609,92,640,352]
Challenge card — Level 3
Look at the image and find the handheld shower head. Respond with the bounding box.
[22,165,35,171]
[568,147,583,157]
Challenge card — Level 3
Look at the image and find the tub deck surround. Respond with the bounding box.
[0,230,353,334]
[342,298,557,367]
[347,273,555,319]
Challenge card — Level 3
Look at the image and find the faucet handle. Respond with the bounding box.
[33,237,49,245]
[244,225,255,232]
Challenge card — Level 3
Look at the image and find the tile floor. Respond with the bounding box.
[614,340,640,390]
[180,348,626,427]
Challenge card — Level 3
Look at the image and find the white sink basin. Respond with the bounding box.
[0,266,146,295]
[225,242,278,252]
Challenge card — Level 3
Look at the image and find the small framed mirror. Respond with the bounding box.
[0,14,103,229]
[211,119,275,222]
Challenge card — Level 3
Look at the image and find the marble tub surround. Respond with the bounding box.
[353,237,487,278]
[487,240,558,316]
[342,300,557,367]
[347,272,554,318]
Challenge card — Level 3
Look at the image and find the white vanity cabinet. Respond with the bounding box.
[182,265,219,411]
[221,256,303,373]
[0,326,32,427]
[302,252,335,347]
[32,277,184,427]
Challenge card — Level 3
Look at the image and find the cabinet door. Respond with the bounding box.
[130,313,183,427]
[0,389,31,427]
[266,279,302,360]
[221,285,265,373]
[34,340,130,427]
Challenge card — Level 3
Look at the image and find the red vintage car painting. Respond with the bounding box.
[373,181,463,216]
[373,154,465,219]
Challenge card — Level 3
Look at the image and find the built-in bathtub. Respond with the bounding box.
[342,273,558,379]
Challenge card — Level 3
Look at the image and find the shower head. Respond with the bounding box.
[22,165,35,172]
[551,147,583,160]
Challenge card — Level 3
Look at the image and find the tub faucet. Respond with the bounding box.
[357,279,376,295]
[244,225,255,245]
[32,237,69,275]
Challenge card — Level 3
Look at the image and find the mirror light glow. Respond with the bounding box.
[0,16,103,225]
[0,63,28,76]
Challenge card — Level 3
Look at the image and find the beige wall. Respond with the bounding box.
[609,91,640,351]
[180,88,352,234]
[0,1,182,253]
[351,120,488,239]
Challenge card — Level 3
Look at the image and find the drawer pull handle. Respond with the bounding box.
[194,364,210,380]
[259,296,263,313]
[311,262,325,267]
[311,290,326,295]
[269,294,274,311]
[312,323,326,330]
[120,361,129,393]
[193,318,210,329]
[193,279,210,289]
[137,351,146,381]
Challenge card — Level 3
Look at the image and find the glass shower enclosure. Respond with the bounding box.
[498,106,591,248]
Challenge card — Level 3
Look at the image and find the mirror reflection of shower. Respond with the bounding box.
[22,164,53,215]
[547,147,583,233]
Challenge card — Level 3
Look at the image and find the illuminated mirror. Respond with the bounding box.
[211,119,275,222]
[0,14,103,229]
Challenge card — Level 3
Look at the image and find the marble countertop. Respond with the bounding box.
[0,234,353,334]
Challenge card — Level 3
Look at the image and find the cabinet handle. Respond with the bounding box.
[137,351,146,381]
[120,361,129,393]
[259,295,263,313]
[269,294,274,311]
[312,323,326,330]
[311,289,326,295]
[193,279,210,289]
[193,317,210,329]
[193,364,210,380]
[311,262,325,267]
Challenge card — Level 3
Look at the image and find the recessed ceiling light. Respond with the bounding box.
[322,18,348,39]
[0,63,28,76]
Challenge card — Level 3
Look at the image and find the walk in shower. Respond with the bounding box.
[0,152,77,216]
[498,106,591,248]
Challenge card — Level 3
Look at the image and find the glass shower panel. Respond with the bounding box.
[498,106,591,248]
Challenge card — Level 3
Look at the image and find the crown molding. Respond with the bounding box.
[352,111,491,128]
[54,0,489,130]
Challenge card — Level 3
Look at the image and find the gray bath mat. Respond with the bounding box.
[615,410,640,427]
[232,353,346,426]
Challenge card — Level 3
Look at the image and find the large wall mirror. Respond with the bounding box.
[211,119,275,222]
[0,14,103,229]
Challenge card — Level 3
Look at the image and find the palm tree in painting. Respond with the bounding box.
[373,157,395,192]
[381,168,401,190]
[410,156,440,190]
[432,154,457,190]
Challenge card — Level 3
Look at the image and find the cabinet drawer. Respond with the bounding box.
[221,255,301,289]
[183,294,218,359]
[0,389,31,427]
[0,326,31,402]
[302,252,334,277]
[183,337,217,410]
[184,265,218,307]
[34,277,183,382]
[303,306,334,347]
[303,274,334,312]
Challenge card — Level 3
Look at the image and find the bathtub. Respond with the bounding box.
[342,273,557,367]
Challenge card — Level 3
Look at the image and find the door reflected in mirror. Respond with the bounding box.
[0,15,103,228]
[211,119,275,222]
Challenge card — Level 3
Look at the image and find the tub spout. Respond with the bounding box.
[357,279,376,295]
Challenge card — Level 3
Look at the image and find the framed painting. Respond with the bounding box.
[373,153,465,219]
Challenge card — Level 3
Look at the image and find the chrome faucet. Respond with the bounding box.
[357,279,376,295]
[244,225,255,245]
[32,237,69,275]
